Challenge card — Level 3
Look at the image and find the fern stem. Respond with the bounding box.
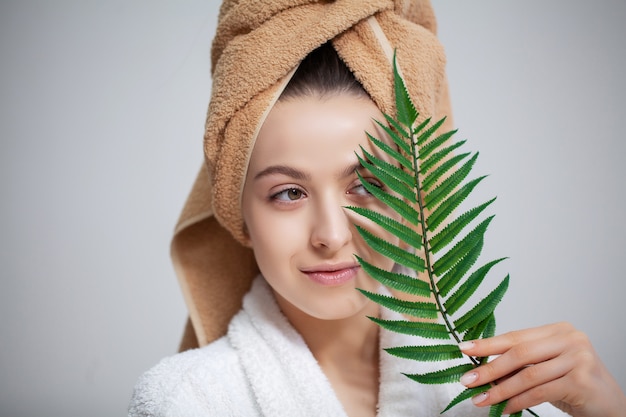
[409,126,480,367]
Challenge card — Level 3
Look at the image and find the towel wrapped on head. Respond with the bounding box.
[172,0,453,349]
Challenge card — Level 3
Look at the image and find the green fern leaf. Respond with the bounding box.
[415,117,448,149]
[482,313,497,339]
[355,226,425,271]
[356,171,418,224]
[404,363,475,384]
[348,55,540,415]
[426,176,488,232]
[357,153,416,202]
[423,153,479,210]
[385,344,463,362]
[359,145,414,187]
[454,276,509,333]
[392,52,418,127]
[358,290,438,319]
[381,113,411,144]
[429,198,496,253]
[437,237,483,297]
[421,152,471,192]
[463,312,495,342]
[366,132,412,170]
[368,317,450,340]
[420,139,465,175]
[409,116,433,140]
[432,216,494,276]
[345,206,422,248]
[442,384,491,413]
[489,400,508,417]
[375,117,411,155]
[355,256,430,297]
[444,258,507,316]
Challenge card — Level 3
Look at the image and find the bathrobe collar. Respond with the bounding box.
[226,275,459,417]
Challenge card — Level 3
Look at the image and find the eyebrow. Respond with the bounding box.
[253,161,364,181]
[254,165,310,181]
[341,162,364,179]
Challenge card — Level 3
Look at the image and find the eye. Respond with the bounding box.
[272,187,306,202]
[349,178,382,196]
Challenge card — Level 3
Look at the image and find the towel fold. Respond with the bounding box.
[171,0,453,348]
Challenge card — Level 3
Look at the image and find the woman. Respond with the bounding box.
[129,1,625,416]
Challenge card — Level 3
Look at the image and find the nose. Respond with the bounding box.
[309,198,352,252]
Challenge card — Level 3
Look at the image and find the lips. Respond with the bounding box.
[301,263,360,286]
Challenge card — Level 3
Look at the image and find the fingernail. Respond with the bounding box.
[458,341,475,351]
[472,391,489,405]
[460,371,478,386]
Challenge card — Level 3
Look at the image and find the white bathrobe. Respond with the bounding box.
[129,277,566,417]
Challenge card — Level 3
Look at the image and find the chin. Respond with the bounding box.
[304,292,374,321]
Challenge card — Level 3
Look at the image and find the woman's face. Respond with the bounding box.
[242,93,399,321]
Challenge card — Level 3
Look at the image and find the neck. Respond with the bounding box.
[273,291,381,367]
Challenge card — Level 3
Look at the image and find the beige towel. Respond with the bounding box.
[172,0,453,349]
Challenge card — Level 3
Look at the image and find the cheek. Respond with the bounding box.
[245,206,307,264]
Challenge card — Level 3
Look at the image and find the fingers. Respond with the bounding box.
[496,378,570,415]
[459,325,576,389]
[455,322,626,417]
[469,354,573,412]
[458,321,574,358]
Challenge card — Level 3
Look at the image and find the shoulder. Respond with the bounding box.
[128,337,255,417]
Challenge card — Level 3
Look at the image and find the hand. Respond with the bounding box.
[457,322,626,417]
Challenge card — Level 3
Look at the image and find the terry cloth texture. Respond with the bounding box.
[129,277,567,417]
[173,0,455,348]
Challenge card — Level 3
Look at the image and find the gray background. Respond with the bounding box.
[1,1,624,416]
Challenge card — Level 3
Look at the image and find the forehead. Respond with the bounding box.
[248,94,387,169]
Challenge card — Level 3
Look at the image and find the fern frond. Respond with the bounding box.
[420,139,465,174]
[385,344,463,362]
[357,153,416,202]
[358,290,438,319]
[404,363,475,384]
[426,176,488,232]
[375,118,411,155]
[346,206,422,248]
[437,237,483,297]
[444,258,507,316]
[366,132,412,170]
[356,171,418,224]
[442,385,491,412]
[392,51,418,127]
[348,55,538,416]
[489,400,508,417]
[355,256,430,297]
[453,276,509,333]
[355,226,425,271]
[415,117,448,150]
[423,153,479,210]
[359,145,414,187]
[421,152,470,192]
[429,198,496,253]
[368,317,450,340]
[463,312,495,342]
[432,216,494,276]
[482,314,497,339]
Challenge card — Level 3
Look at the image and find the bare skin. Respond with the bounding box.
[459,322,626,417]
[276,292,381,417]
